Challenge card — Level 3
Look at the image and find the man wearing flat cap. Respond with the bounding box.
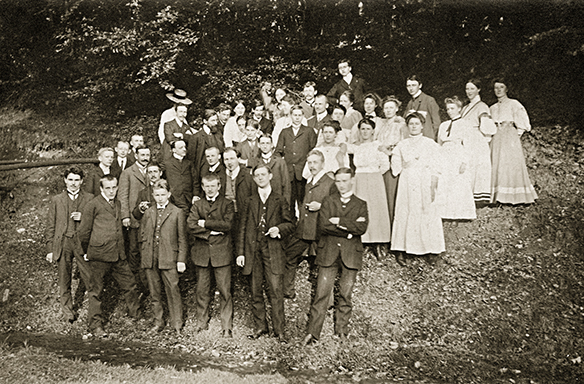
[158,89,193,145]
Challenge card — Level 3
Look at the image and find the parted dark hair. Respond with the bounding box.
[63,166,84,179]
[258,133,273,142]
[407,74,423,84]
[223,147,241,158]
[335,167,355,177]
[405,111,426,125]
[201,173,221,184]
[341,90,355,103]
[170,139,186,150]
[146,161,162,170]
[467,78,482,90]
[99,174,117,188]
[152,179,170,192]
[363,92,381,107]
[338,58,351,67]
[332,104,346,115]
[323,120,342,133]
[203,109,217,121]
[304,81,316,89]
[444,96,463,109]
[358,118,376,130]
[216,103,231,113]
[246,119,259,130]
[252,163,272,175]
[135,145,149,154]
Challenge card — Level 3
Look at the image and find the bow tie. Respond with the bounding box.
[365,114,375,119]
[340,197,351,204]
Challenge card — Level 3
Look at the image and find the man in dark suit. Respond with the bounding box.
[283,150,336,299]
[223,147,254,232]
[85,147,115,196]
[110,141,135,179]
[306,95,334,137]
[250,134,290,204]
[186,110,225,180]
[164,140,195,214]
[194,147,226,198]
[162,105,191,163]
[275,105,317,217]
[128,135,144,165]
[188,174,235,337]
[46,167,94,323]
[251,99,274,136]
[78,175,140,337]
[118,145,151,296]
[327,59,368,112]
[302,167,368,345]
[132,162,163,219]
[404,74,441,140]
[236,164,295,342]
[299,81,317,119]
[135,179,187,335]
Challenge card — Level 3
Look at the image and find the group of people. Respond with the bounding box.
[45,59,538,344]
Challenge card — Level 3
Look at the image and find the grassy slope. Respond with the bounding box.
[0,111,583,383]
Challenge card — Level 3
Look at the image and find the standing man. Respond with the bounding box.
[164,140,195,214]
[132,161,164,218]
[195,147,226,198]
[85,147,115,196]
[128,135,145,164]
[188,174,235,337]
[111,141,133,180]
[276,105,317,217]
[223,147,254,231]
[283,150,336,299]
[302,167,368,345]
[306,94,333,136]
[187,110,225,180]
[78,175,141,337]
[404,74,441,140]
[216,103,232,135]
[118,145,151,296]
[159,89,193,144]
[300,81,317,119]
[46,167,94,323]
[327,59,367,112]
[236,164,294,342]
[162,104,191,163]
[136,179,187,335]
[252,134,290,204]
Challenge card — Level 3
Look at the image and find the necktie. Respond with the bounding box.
[446,117,460,137]
[108,199,115,208]
[68,191,78,200]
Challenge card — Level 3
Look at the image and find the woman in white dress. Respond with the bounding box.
[436,97,476,220]
[391,113,445,265]
[460,78,492,204]
[376,96,408,230]
[349,93,383,144]
[223,100,247,147]
[348,118,391,253]
[339,90,363,140]
[489,79,538,204]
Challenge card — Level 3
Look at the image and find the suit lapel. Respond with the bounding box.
[158,205,173,226]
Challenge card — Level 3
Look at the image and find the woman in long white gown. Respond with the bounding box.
[391,112,445,263]
[436,97,476,220]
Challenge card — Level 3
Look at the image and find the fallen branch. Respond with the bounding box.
[0,158,98,171]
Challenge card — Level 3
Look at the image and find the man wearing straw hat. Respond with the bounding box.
[158,89,193,144]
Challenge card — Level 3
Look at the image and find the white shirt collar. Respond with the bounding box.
[99,163,110,174]
[258,185,272,203]
[316,111,327,121]
[203,124,211,134]
[156,201,169,210]
[262,151,273,160]
[307,169,326,185]
[343,73,353,85]
[208,162,220,172]
[117,156,126,165]
[227,166,240,180]
[174,117,184,127]
[173,153,185,161]
[413,90,422,99]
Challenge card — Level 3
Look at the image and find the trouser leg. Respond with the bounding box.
[145,266,164,326]
[262,248,285,335]
[307,261,338,339]
[128,227,149,295]
[57,242,74,320]
[161,267,182,330]
[334,261,358,335]
[214,265,233,331]
[111,258,140,318]
[283,236,310,297]
[250,246,268,333]
[87,260,110,331]
[195,265,212,328]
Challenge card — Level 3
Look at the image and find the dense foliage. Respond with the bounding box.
[1,0,583,123]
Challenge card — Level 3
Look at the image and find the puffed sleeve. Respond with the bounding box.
[512,100,531,134]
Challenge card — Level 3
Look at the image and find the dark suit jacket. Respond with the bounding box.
[164,156,195,213]
[110,156,134,180]
[186,129,225,174]
[275,125,317,181]
[236,140,260,166]
[327,76,367,112]
[84,165,108,196]
[237,190,295,276]
[404,91,441,140]
[78,195,126,263]
[118,163,149,228]
[299,100,315,119]
[46,190,94,260]
[306,113,334,136]
[195,162,227,198]
[248,154,291,204]
[162,119,190,161]
[316,194,368,270]
[233,167,254,214]
[258,117,274,136]
[139,202,187,270]
[187,196,235,268]
[296,174,336,241]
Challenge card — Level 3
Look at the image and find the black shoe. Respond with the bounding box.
[302,334,317,346]
[247,329,268,339]
[222,329,233,338]
[395,252,407,267]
